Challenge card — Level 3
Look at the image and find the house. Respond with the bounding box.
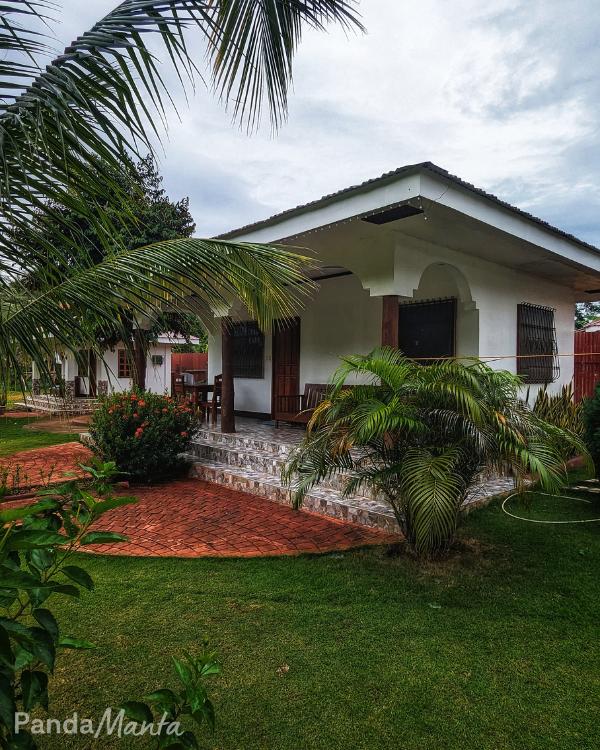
[26,334,200,412]
[207,162,600,423]
[579,317,600,332]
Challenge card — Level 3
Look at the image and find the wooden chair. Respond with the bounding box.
[273,383,331,426]
[197,374,222,423]
[172,375,186,403]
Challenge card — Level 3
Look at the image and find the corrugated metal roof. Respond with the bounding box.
[217,161,600,253]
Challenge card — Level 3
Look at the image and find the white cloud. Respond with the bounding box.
[51,1,600,243]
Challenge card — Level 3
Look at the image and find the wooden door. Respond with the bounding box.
[272,318,301,418]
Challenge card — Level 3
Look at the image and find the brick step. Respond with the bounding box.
[186,458,399,534]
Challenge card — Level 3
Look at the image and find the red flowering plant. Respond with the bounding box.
[89,390,199,482]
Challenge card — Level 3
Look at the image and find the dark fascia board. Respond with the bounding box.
[216,161,600,255]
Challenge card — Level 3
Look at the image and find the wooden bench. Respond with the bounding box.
[273,383,331,426]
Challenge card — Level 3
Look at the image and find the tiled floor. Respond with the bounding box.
[86,479,399,558]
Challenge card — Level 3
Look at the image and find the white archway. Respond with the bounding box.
[412,263,479,358]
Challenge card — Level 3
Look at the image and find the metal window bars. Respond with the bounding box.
[517,303,560,384]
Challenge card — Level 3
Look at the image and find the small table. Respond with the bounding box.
[182,383,214,421]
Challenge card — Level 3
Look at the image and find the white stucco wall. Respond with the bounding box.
[390,237,575,396]
[209,274,382,414]
[209,240,576,414]
[96,343,171,395]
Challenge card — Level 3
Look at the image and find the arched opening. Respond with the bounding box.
[403,262,479,359]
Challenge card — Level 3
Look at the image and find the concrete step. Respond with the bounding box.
[14,397,98,415]
[192,427,299,458]
[186,457,398,534]
[190,439,356,495]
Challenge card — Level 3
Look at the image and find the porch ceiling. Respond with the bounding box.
[286,203,600,300]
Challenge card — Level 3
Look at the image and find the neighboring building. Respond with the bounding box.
[27,334,199,410]
[208,161,600,420]
[579,317,600,332]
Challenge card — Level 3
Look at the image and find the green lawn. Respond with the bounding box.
[0,416,77,457]
[39,490,599,750]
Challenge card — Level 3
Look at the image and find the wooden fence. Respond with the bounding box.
[171,352,208,379]
[574,330,600,401]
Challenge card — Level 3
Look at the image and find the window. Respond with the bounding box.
[517,303,559,383]
[398,298,456,362]
[232,321,264,379]
[118,349,132,379]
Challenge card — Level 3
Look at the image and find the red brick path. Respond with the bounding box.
[2,444,398,557]
[89,479,398,558]
[1,442,92,488]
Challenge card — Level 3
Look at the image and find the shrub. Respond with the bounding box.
[531,383,583,436]
[89,390,199,482]
[583,382,600,477]
[0,462,218,749]
[284,348,587,558]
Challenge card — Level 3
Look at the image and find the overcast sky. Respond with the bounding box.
[57,0,600,243]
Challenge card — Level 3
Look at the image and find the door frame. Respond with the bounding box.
[271,317,301,419]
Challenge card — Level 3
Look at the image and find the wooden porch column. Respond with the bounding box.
[381,295,400,347]
[220,317,235,433]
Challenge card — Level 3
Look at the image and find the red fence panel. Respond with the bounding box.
[574,330,600,401]
[171,352,208,378]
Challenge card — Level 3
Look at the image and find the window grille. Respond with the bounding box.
[517,303,559,383]
[232,321,264,379]
[118,349,132,379]
[398,297,457,362]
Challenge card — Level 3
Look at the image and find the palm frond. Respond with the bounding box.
[0,1,362,266]
[400,448,465,555]
[283,349,591,557]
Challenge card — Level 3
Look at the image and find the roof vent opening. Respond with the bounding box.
[362,204,424,225]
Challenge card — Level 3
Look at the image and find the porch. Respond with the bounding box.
[14,393,99,415]
[187,416,517,532]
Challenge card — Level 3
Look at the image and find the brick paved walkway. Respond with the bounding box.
[89,479,399,558]
[2,444,398,557]
[1,442,92,489]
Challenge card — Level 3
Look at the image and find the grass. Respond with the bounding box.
[0,415,78,457]
[37,489,599,750]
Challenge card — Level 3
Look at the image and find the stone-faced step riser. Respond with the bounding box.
[192,430,296,458]
[191,441,371,496]
[190,463,399,534]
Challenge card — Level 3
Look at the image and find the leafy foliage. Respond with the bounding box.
[0,461,220,748]
[89,391,199,482]
[283,348,588,557]
[583,381,600,478]
[575,302,600,329]
[0,461,136,747]
[0,1,361,391]
[122,646,221,748]
[531,383,583,436]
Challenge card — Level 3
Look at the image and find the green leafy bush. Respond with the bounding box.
[583,382,600,477]
[284,348,588,558]
[0,462,219,749]
[0,462,134,747]
[89,390,199,483]
[531,383,583,436]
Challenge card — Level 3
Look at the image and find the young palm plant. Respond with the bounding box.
[283,348,587,557]
[0,1,362,387]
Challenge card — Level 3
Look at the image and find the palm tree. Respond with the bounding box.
[283,348,587,557]
[0,1,362,408]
